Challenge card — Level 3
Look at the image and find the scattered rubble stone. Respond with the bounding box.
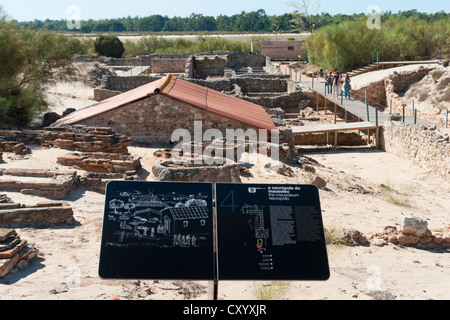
[0,228,39,278]
[311,175,327,189]
[401,215,428,237]
[347,219,450,248]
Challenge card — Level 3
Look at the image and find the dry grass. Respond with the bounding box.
[380,183,414,208]
[250,281,292,300]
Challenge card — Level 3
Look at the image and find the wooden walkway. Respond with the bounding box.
[303,79,434,126]
[291,76,436,150]
[291,122,382,150]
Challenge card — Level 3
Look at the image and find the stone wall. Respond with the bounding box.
[76,95,262,145]
[295,132,367,146]
[104,54,190,67]
[103,75,162,92]
[151,58,189,74]
[385,67,431,116]
[93,88,122,101]
[228,52,266,68]
[194,56,229,78]
[382,121,450,181]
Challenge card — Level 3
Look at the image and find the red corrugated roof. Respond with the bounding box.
[52,74,276,131]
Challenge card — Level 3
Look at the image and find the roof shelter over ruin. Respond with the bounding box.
[52,74,277,144]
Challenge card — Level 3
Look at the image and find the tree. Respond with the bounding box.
[94,35,125,58]
[289,0,321,32]
[0,7,82,125]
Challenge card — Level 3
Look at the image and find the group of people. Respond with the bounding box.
[325,71,352,100]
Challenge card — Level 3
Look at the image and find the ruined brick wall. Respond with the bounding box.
[76,95,263,145]
[382,121,450,181]
[194,56,229,78]
[151,58,189,74]
[228,52,266,68]
[104,54,190,67]
[103,76,161,92]
[93,88,122,101]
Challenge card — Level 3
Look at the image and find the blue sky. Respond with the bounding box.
[1,0,448,21]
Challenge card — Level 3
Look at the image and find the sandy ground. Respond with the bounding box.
[0,63,449,301]
[0,144,448,301]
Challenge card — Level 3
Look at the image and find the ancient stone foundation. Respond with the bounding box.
[0,169,80,200]
[0,229,40,278]
[152,160,242,183]
[57,152,141,175]
[0,126,132,155]
[0,201,75,225]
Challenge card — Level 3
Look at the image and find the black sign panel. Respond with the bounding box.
[216,184,330,281]
[99,181,215,280]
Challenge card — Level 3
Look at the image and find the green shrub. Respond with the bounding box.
[0,9,77,126]
[306,16,450,71]
[94,35,125,58]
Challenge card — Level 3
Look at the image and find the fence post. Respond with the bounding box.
[376,108,379,126]
[403,106,405,123]
[414,109,417,125]
[365,90,367,105]
[390,99,392,114]
[366,103,370,122]
[412,99,415,118]
[446,109,448,128]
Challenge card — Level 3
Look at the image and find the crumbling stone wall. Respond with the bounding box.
[382,121,450,181]
[103,75,162,92]
[103,54,190,67]
[0,126,131,155]
[385,67,432,116]
[93,88,122,101]
[151,58,188,74]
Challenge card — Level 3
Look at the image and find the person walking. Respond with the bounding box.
[333,72,340,98]
[326,72,333,94]
[344,74,351,100]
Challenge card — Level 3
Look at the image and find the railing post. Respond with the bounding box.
[414,109,417,125]
[446,109,448,128]
[390,99,392,113]
[403,106,405,123]
[376,108,379,126]
[366,103,370,122]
